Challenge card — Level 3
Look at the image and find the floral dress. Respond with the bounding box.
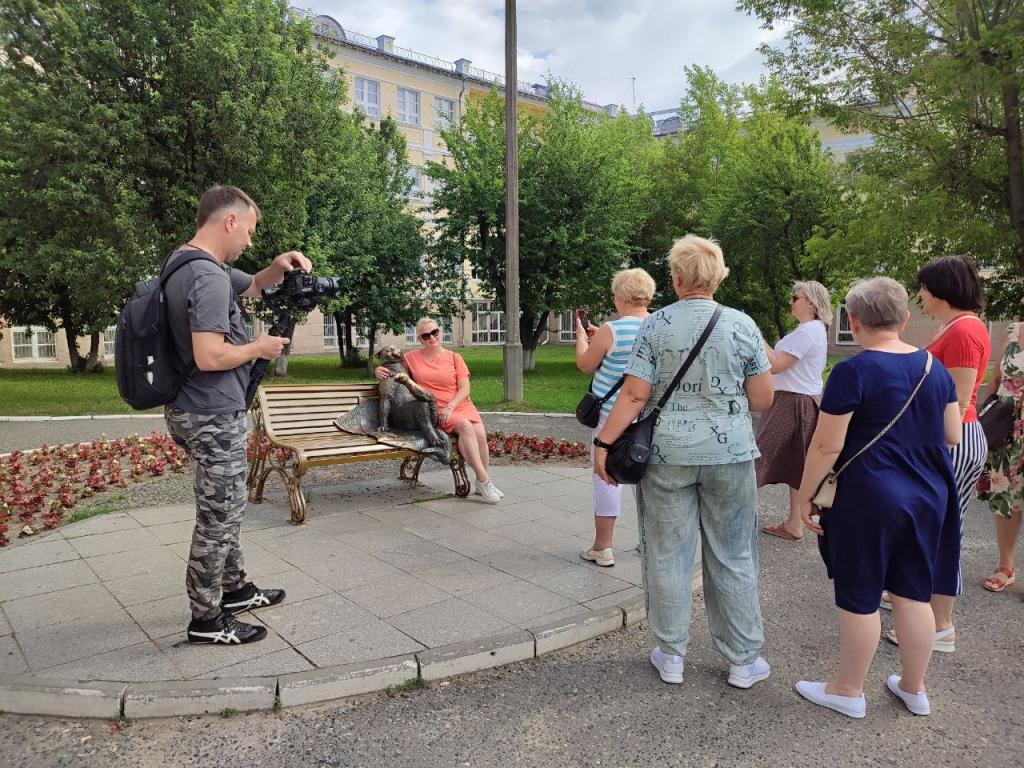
[978,323,1024,518]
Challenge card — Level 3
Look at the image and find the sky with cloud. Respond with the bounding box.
[306,1,788,112]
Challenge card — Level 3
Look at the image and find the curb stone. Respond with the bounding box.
[418,631,535,681]
[278,655,419,708]
[532,606,624,656]
[123,678,276,718]
[0,675,126,719]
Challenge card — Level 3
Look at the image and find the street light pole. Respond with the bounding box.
[503,0,523,402]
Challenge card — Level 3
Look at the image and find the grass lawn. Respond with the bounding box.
[0,347,847,417]
[0,345,591,417]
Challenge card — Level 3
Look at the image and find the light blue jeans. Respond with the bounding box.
[637,461,764,665]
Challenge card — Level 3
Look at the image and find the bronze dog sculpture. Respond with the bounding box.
[376,346,448,449]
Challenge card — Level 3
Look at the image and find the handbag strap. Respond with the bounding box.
[833,351,933,478]
[590,375,625,403]
[651,304,724,417]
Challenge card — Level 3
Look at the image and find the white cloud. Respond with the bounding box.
[306,1,787,111]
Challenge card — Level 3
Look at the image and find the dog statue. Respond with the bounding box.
[376,345,448,449]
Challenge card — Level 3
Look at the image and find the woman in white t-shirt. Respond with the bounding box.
[756,281,832,542]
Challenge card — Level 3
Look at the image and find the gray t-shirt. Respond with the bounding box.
[625,299,770,465]
[163,247,254,414]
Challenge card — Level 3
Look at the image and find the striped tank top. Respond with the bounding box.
[592,315,645,414]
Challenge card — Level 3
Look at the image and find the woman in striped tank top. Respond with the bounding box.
[575,268,657,567]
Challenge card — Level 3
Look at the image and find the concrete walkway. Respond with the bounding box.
[0,462,659,716]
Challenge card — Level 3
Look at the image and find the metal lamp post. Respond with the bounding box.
[503,0,523,402]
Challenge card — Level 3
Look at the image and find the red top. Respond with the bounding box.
[402,349,482,433]
[926,315,991,423]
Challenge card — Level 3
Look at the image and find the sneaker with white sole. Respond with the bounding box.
[885,674,930,715]
[795,680,866,718]
[580,547,615,567]
[475,482,504,499]
[187,612,267,645]
[476,480,501,504]
[650,646,684,684]
[728,656,771,689]
[221,582,286,615]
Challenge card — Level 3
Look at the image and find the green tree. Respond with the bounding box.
[738,0,1024,277]
[428,85,656,371]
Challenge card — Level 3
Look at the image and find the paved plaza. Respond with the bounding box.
[0,462,648,688]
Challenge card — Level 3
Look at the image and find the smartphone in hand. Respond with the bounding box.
[576,308,590,330]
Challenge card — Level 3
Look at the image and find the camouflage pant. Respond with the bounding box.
[165,407,248,620]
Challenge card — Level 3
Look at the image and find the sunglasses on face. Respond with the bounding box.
[419,328,441,341]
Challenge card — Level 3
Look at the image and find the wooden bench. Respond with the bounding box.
[246,383,470,524]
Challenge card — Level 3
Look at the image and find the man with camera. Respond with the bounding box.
[163,185,311,645]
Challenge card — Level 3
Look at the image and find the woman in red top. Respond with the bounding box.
[375,317,502,504]
[886,256,990,654]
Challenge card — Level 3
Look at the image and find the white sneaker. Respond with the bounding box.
[794,680,866,719]
[886,675,930,715]
[580,547,615,567]
[476,480,501,504]
[474,481,504,499]
[728,656,771,689]
[649,647,684,684]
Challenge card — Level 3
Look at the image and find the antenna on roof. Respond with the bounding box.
[627,71,637,112]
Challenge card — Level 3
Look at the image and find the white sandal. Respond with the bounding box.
[884,626,955,653]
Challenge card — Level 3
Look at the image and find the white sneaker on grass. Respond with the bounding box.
[580,547,615,567]
[886,675,930,715]
[794,680,866,719]
[728,656,771,689]
[649,647,684,684]
[475,480,501,504]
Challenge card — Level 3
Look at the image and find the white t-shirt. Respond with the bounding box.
[772,320,827,395]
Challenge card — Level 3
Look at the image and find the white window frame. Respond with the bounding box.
[435,97,455,129]
[441,318,453,344]
[323,314,338,348]
[557,311,576,343]
[472,300,506,344]
[244,318,264,341]
[835,304,856,345]
[103,325,116,358]
[406,166,424,198]
[397,88,420,126]
[12,325,57,361]
[355,77,380,117]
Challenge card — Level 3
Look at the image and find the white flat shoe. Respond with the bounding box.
[886,675,930,715]
[794,680,866,719]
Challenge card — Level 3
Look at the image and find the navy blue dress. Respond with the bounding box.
[818,350,960,613]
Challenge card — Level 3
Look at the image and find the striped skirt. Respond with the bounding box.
[945,420,988,595]
[755,390,820,489]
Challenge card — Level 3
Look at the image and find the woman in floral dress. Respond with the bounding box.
[976,321,1024,593]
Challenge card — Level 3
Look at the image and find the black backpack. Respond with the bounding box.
[115,250,215,410]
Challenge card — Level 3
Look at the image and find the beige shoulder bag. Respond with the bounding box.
[812,352,933,509]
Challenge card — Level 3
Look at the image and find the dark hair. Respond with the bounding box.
[915,255,983,312]
[196,185,262,228]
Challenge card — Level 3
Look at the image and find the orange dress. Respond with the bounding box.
[402,349,482,433]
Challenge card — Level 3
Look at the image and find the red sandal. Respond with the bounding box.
[983,566,1016,592]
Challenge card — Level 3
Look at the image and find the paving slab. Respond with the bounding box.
[295,620,425,667]
[18,608,148,670]
[0,636,28,674]
[0,538,80,573]
[2,560,99,601]
[3,583,122,633]
[128,504,195,527]
[58,512,142,538]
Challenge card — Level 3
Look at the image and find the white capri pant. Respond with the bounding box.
[591,411,623,517]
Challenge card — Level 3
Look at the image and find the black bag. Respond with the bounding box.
[978,394,1015,451]
[576,377,624,428]
[115,251,214,410]
[605,305,723,485]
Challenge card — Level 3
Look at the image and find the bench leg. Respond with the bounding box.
[450,450,471,498]
[246,417,270,504]
[260,445,308,525]
[285,467,308,525]
[399,455,426,485]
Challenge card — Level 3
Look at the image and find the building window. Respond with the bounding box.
[406,324,416,343]
[244,318,264,341]
[323,314,338,347]
[442,318,453,344]
[472,301,505,344]
[835,304,855,345]
[103,326,117,357]
[435,97,455,128]
[397,88,420,126]
[406,166,424,198]
[355,77,380,117]
[558,311,576,342]
[12,326,57,360]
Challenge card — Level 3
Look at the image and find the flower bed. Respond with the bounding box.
[0,433,188,546]
[486,431,588,461]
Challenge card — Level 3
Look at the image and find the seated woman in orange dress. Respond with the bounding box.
[375,317,503,504]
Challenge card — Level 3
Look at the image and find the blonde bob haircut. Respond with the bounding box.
[414,317,438,335]
[667,235,729,293]
[611,268,656,306]
[794,280,834,327]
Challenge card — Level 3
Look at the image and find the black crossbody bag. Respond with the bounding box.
[576,377,625,428]
[605,305,723,485]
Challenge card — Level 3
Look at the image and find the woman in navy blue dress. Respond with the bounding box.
[793,277,962,719]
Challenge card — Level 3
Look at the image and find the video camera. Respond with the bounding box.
[245,270,343,407]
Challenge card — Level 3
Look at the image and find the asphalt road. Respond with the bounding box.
[2,484,1021,768]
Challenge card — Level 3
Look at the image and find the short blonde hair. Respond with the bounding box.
[795,280,833,326]
[667,235,729,293]
[845,278,908,330]
[414,317,438,335]
[611,268,656,306]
